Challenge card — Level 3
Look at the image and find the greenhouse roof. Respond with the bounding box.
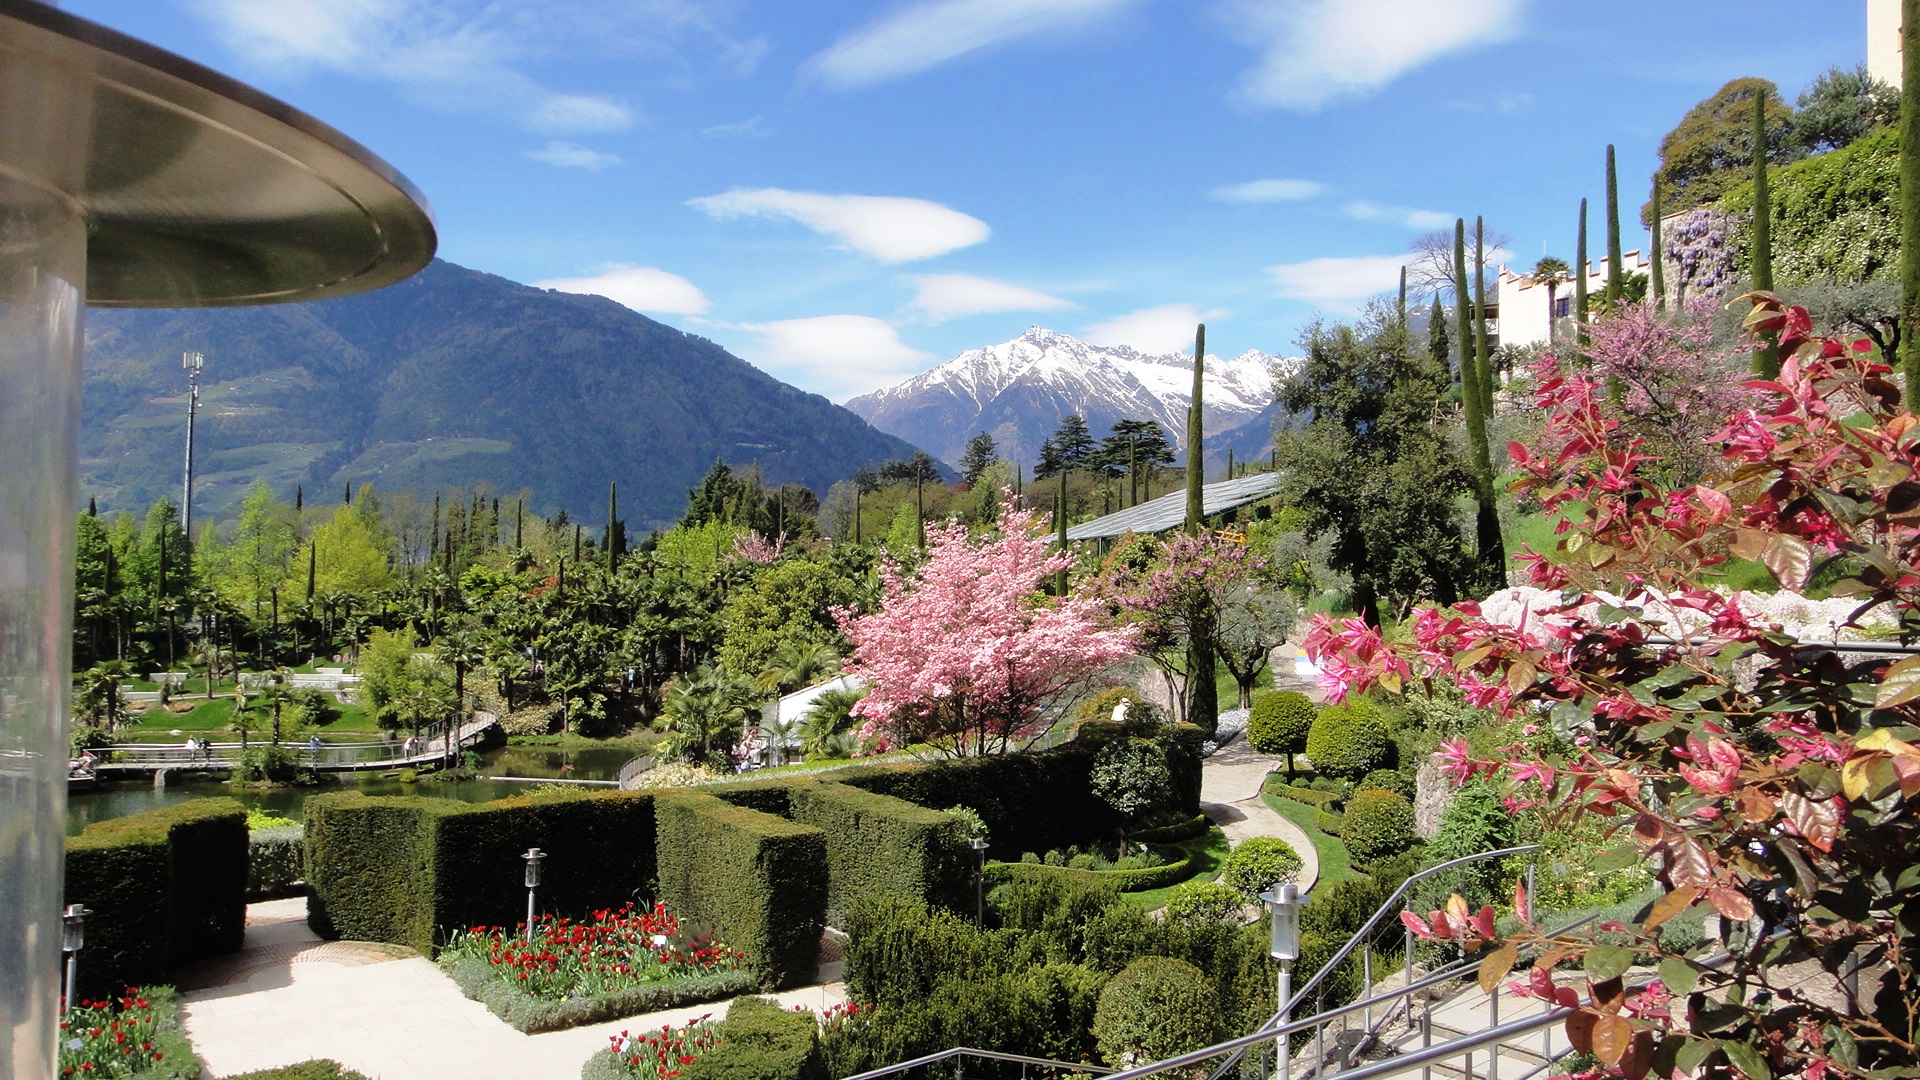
[1063,472,1283,541]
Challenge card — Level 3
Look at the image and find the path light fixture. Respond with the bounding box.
[1261,883,1305,1080]
[61,904,90,1012]
[970,838,991,925]
[523,848,545,942]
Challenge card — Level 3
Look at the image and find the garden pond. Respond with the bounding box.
[65,744,641,833]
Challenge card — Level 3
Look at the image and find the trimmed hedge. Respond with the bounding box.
[1356,769,1414,799]
[440,952,753,1033]
[1305,701,1394,781]
[304,789,657,955]
[1341,791,1416,866]
[248,825,305,900]
[1279,786,1340,808]
[835,727,1202,862]
[679,995,827,1080]
[655,791,827,990]
[65,799,248,995]
[984,844,1195,893]
[1314,810,1347,836]
[1128,812,1210,844]
[1247,691,1315,760]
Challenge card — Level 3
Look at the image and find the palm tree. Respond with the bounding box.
[754,639,841,697]
[801,685,866,760]
[661,664,755,764]
[398,655,456,740]
[1531,256,1571,345]
[193,637,225,700]
[257,670,293,745]
[434,626,486,719]
[76,660,133,731]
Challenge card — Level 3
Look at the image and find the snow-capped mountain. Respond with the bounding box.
[845,326,1293,469]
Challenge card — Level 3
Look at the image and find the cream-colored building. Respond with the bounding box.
[1869,0,1901,87]
[1493,249,1654,351]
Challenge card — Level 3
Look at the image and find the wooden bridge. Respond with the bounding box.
[90,712,499,785]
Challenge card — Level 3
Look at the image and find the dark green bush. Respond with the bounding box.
[1092,956,1221,1066]
[1217,837,1304,901]
[441,952,753,1033]
[679,995,827,1080]
[1305,701,1395,781]
[248,825,304,899]
[1276,784,1339,808]
[1314,809,1346,835]
[1421,781,1519,907]
[1164,881,1243,924]
[225,1062,372,1080]
[1307,776,1347,795]
[1247,690,1316,764]
[237,743,299,783]
[843,895,996,1007]
[655,790,826,989]
[64,799,248,995]
[1341,791,1416,865]
[1128,811,1209,843]
[1089,737,1177,819]
[1356,769,1414,799]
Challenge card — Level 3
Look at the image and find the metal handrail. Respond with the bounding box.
[1248,845,1541,1031]
[839,1045,1114,1079]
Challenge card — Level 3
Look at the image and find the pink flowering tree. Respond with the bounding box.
[837,495,1136,756]
[1534,300,1760,486]
[1306,293,1920,1078]
[1102,530,1279,715]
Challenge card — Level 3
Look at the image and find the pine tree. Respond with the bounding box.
[1752,89,1780,376]
[958,431,1000,485]
[1035,414,1096,478]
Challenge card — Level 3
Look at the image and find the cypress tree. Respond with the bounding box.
[1650,178,1666,312]
[606,481,618,572]
[295,485,303,512]
[1429,297,1449,371]
[1474,216,1495,421]
[573,523,581,563]
[1226,449,1235,481]
[1605,145,1624,307]
[1185,324,1206,531]
[1752,89,1780,376]
[1902,0,1920,389]
[306,542,316,602]
[1575,198,1590,342]
[87,496,96,516]
[344,483,351,504]
[514,499,524,549]
[1397,265,1407,327]
[1184,322,1217,732]
[1452,220,1487,476]
[430,494,440,561]
[853,485,862,544]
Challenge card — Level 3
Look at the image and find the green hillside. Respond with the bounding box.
[80,260,929,527]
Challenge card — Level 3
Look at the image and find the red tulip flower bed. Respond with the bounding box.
[600,1016,721,1080]
[58,988,196,1079]
[438,903,755,1033]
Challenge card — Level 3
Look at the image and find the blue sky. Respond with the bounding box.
[70,0,1861,401]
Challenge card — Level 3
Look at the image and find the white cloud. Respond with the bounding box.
[736,316,935,400]
[534,265,709,315]
[1221,0,1526,111]
[1342,201,1452,230]
[906,274,1073,323]
[701,116,772,139]
[187,0,658,133]
[527,141,622,170]
[1266,254,1408,308]
[806,0,1138,89]
[1083,304,1226,356]
[689,188,990,263]
[1211,178,1327,203]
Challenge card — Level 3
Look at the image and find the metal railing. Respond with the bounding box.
[841,1047,1114,1080]
[96,712,499,771]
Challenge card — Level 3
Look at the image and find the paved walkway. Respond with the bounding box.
[1200,737,1320,894]
[178,899,846,1080]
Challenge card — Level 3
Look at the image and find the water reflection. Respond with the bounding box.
[66,744,643,834]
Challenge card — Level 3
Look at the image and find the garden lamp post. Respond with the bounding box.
[0,5,431,1071]
[61,904,89,1013]
[970,837,991,925]
[1261,883,1304,1080]
[523,847,545,942]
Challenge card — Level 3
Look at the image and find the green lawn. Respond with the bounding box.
[116,697,381,741]
[1121,825,1230,911]
[1260,779,1363,891]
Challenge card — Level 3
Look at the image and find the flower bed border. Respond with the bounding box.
[439,954,754,1034]
[983,843,1194,893]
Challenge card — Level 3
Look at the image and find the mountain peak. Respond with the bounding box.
[845,328,1292,470]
